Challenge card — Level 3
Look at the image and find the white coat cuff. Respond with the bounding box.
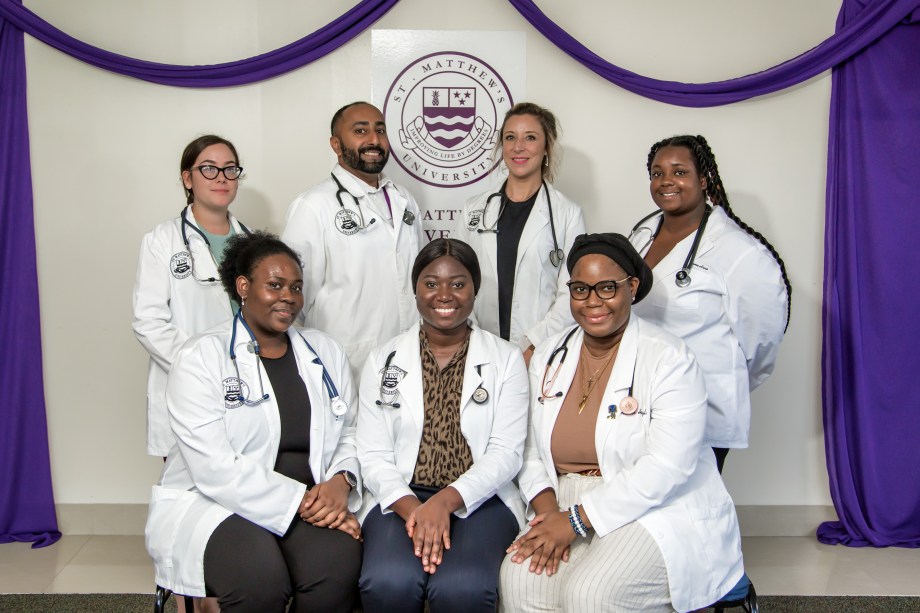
[284,483,309,531]
[378,483,416,516]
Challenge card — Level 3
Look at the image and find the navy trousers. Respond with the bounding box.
[360,486,519,613]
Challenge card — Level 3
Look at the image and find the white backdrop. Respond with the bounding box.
[24,0,836,510]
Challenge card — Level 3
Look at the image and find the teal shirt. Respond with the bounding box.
[200,225,239,314]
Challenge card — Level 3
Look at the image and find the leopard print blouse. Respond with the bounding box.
[412,328,475,488]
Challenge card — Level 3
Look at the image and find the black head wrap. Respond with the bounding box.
[566,233,653,304]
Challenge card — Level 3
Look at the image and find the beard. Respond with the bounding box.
[341,145,389,175]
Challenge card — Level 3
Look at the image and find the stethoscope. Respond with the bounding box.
[477,180,564,268]
[228,311,348,418]
[179,207,251,284]
[537,327,579,404]
[629,205,712,288]
[374,351,490,409]
[538,327,643,417]
[331,173,416,232]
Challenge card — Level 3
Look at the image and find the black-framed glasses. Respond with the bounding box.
[195,165,243,180]
[567,276,632,301]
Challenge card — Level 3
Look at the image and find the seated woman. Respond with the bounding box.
[145,231,362,613]
[500,233,744,613]
[356,238,530,613]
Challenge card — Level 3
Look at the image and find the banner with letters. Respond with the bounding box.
[372,30,526,242]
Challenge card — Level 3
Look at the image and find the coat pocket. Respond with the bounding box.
[145,485,197,569]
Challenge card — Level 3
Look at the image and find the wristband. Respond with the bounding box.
[568,505,588,537]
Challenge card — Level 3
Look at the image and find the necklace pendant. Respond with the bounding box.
[577,395,588,415]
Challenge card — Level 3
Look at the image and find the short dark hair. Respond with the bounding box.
[411,238,481,295]
[330,101,373,136]
[218,230,302,302]
[180,135,239,205]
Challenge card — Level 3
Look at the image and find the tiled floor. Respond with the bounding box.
[1,535,919,596]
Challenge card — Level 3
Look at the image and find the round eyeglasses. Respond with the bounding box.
[567,276,632,301]
[195,165,243,180]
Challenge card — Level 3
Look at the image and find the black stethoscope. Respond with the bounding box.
[477,180,564,268]
[374,350,490,409]
[629,205,712,288]
[331,173,416,232]
[180,207,252,284]
[228,311,347,418]
[537,327,579,403]
[538,326,643,417]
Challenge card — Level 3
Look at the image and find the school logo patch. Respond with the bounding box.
[379,364,407,405]
[222,377,250,409]
[384,52,512,188]
[466,209,484,231]
[335,209,362,235]
[170,251,192,279]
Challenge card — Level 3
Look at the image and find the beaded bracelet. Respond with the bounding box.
[568,505,588,537]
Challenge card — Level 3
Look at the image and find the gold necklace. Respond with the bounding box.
[577,345,618,415]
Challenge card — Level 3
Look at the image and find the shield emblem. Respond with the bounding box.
[423,87,476,148]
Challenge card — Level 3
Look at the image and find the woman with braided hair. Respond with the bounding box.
[627,135,787,609]
[629,134,790,472]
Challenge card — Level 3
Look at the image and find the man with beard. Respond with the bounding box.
[282,102,424,377]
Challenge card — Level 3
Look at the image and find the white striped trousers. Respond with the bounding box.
[499,473,674,613]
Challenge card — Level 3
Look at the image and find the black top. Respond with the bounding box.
[261,337,314,487]
[496,189,538,340]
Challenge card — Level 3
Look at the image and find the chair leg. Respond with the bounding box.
[744,583,758,613]
[154,585,171,613]
[184,595,196,611]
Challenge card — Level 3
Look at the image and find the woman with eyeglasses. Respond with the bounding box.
[133,135,251,458]
[499,234,744,613]
[356,238,529,613]
[146,231,362,612]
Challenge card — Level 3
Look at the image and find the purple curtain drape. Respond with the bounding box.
[508,0,919,107]
[0,0,60,548]
[0,0,398,86]
[817,3,920,548]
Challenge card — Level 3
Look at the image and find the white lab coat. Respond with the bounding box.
[281,165,424,378]
[451,183,585,349]
[132,206,247,456]
[145,317,360,597]
[356,322,529,527]
[629,207,788,448]
[520,318,743,612]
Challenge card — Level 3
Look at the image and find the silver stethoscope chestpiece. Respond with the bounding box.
[331,397,348,417]
[549,248,564,268]
[675,269,691,288]
[472,387,489,404]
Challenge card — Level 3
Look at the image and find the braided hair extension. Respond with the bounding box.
[646,135,791,332]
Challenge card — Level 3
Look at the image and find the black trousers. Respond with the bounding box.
[713,447,730,474]
[203,513,362,613]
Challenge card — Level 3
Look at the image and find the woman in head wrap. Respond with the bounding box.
[499,233,745,613]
